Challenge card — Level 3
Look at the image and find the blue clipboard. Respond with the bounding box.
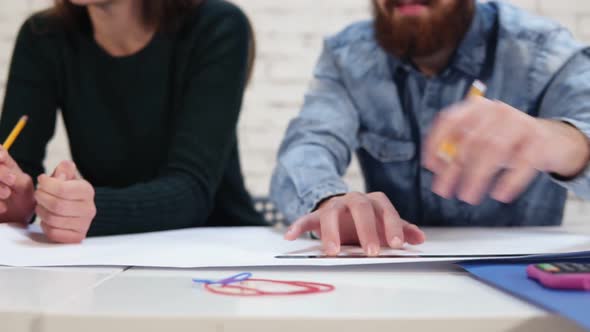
[460,258,590,331]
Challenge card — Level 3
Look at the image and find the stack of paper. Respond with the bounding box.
[0,223,589,268]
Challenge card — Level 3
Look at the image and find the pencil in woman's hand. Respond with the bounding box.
[3,115,28,151]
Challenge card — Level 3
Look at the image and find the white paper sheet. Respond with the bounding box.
[280,227,590,258]
[0,223,589,268]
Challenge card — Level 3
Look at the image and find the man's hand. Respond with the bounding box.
[284,192,426,256]
[35,161,96,244]
[0,146,36,224]
[424,97,590,205]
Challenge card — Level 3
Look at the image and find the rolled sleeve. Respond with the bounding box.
[547,117,590,197]
[551,162,590,196]
[270,40,359,223]
[539,49,590,198]
[301,181,349,216]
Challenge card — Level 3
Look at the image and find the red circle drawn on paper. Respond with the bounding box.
[204,278,335,297]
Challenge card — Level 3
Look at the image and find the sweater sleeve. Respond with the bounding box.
[88,5,251,236]
[0,18,58,178]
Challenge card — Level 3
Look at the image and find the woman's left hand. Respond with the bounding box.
[35,161,96,243]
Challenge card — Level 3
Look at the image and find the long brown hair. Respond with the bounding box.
[51,0,202,32]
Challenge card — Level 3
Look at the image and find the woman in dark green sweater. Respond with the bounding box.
[0,0,266,243]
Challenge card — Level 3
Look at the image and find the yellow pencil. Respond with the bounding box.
[3,115,28,151]
[437,81,487,163]
[468,80,486,98]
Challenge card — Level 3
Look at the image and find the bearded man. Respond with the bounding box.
[271,0,590,256]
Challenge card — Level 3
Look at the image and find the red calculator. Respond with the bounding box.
[527,263,590,291]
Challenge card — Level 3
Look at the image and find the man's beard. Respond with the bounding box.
[374,0,475,60]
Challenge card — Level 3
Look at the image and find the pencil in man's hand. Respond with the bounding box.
[437,81,487,163]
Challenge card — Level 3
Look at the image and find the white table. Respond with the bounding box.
[0,264,583,332]
[0,266,124,332]
[3,224,589,332]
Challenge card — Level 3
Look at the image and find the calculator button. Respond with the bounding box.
[538,264,560,272]
[555,263,576,272]
[571,263,590,272]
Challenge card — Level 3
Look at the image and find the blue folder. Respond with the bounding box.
[460,258,590,331]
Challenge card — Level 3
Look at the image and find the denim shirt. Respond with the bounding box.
[270,1,590,227]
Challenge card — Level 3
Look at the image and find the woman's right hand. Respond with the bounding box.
[0,146,36,224]
[284,192,426,256]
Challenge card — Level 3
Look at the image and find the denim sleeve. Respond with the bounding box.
[270,42,359,223]
[538,49,590,198]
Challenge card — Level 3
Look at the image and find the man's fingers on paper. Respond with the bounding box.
[286,192,425,254]
[403,222,426,245]
[0,201,7,214]
[284,212,320,240]
[368,192,404,248]
[41,221,85,244]
[347,192,380,256]
[319,200,345,256]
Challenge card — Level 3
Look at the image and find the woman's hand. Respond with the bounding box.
[284,192,426,256]
[35,161,96,243]
[0,146,36,224]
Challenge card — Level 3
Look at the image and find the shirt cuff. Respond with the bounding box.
[551,162,590,196]
[298,181,349,218]
[552,117,590,137]
[547,117,590,196]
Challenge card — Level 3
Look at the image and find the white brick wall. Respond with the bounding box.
[0,0,587,225]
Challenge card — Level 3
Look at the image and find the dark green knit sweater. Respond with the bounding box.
[0,0,266,236]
